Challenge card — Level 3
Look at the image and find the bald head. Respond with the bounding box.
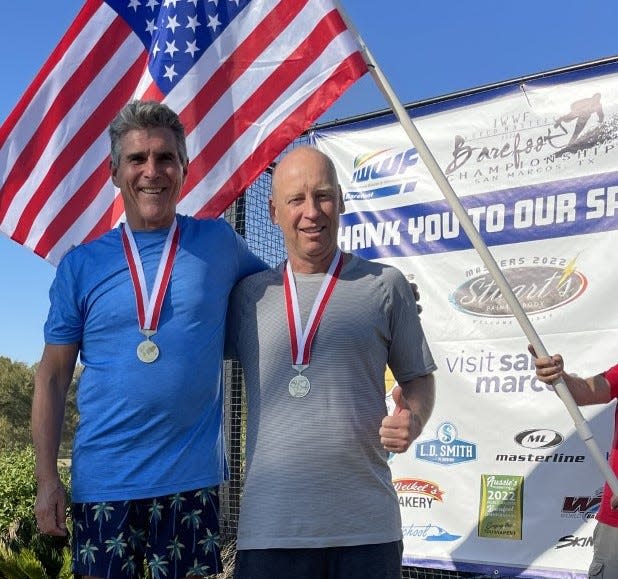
[269,146,345,273]
[271,147,340,202]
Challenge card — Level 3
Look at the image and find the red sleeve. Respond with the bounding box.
[602,363,618,400]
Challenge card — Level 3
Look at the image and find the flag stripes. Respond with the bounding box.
[0,0,366,264]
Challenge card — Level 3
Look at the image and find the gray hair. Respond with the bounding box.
[109,100,188,168]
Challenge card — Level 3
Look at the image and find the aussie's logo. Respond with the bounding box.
[450,257,587,317]
[344,147,418,201]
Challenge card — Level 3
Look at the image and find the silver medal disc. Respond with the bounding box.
[137,340,159,363]
[289,374,310,398]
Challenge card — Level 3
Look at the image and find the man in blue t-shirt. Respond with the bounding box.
[31,100,266,579]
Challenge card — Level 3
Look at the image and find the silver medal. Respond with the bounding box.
[289,374,311,398]
[137,339,159,363]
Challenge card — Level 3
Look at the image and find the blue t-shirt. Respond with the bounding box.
[45,214,266,502]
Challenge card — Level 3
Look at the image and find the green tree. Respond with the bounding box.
[0,357,35,450]
[0,355,81,457]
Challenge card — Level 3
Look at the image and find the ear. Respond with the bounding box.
[110,160,119,187]
[268,197,278,225]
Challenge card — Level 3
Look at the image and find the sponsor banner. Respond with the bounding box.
[312,60,618,577]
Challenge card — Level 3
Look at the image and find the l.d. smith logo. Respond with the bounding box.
[450,258,587,317]
[344,147,419,201]
[415,422,477,466]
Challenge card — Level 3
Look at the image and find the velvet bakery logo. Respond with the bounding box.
[344,147,419,201]
[450,257,587,317]
[393,478,445,509]
[444,92,617,180]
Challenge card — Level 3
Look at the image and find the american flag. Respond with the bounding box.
[0,0,366,265]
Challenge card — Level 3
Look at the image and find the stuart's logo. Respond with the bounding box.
[450,258,587,317]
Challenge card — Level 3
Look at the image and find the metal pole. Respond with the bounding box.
[334,1,618,495]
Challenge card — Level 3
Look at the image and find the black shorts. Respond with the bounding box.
[71,487,222,578]
[234,541,403,579]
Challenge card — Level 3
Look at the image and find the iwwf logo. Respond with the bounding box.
[450,261,587,317]
[344,147,418,201]
[402,524,461,542]
[415,422,477,466]
[514,428,564,449]
[561,488,602,520]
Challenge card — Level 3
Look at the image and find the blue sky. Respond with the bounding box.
[1,0,617,365]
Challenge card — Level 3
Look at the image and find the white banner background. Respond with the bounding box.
[312,60,618,578]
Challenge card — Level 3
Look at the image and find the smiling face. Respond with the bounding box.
[270,147,345,273]
[111,127,188,231]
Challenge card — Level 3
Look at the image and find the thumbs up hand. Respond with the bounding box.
[380,384,422,453]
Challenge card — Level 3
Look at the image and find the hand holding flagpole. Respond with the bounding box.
[333,1,618,496]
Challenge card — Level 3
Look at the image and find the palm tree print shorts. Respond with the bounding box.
[71,486,222,579]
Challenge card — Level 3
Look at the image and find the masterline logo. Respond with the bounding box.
[451,257,587,317]
[514,428,564,449]
[415,422,477,466]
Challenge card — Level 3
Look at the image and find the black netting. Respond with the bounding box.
[220,136,499,579]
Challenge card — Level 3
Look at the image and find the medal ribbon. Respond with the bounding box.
[121,218,180,333]
[283,249,344,366]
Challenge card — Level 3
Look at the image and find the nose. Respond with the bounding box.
[142,155,159,178]
[303,196,321,219]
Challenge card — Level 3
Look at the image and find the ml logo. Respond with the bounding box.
[514,429,564,449]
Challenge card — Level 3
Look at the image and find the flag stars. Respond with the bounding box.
[146,0,159,9]
[164,40,179,57]
[152,42,161,57]
[228,0,241,5]
[207,14,221,32]
[128,0,141,10]
[163,64,178,82]
[166,14,181,33]
[163,0,179,7]
[185,39,200,58]
[187,0,199,5]
[145,19,158,34]
[186,14,201,33]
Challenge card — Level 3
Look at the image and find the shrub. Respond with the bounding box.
[0,447,71,578]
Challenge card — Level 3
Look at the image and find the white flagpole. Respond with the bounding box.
[334,1,618,495]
